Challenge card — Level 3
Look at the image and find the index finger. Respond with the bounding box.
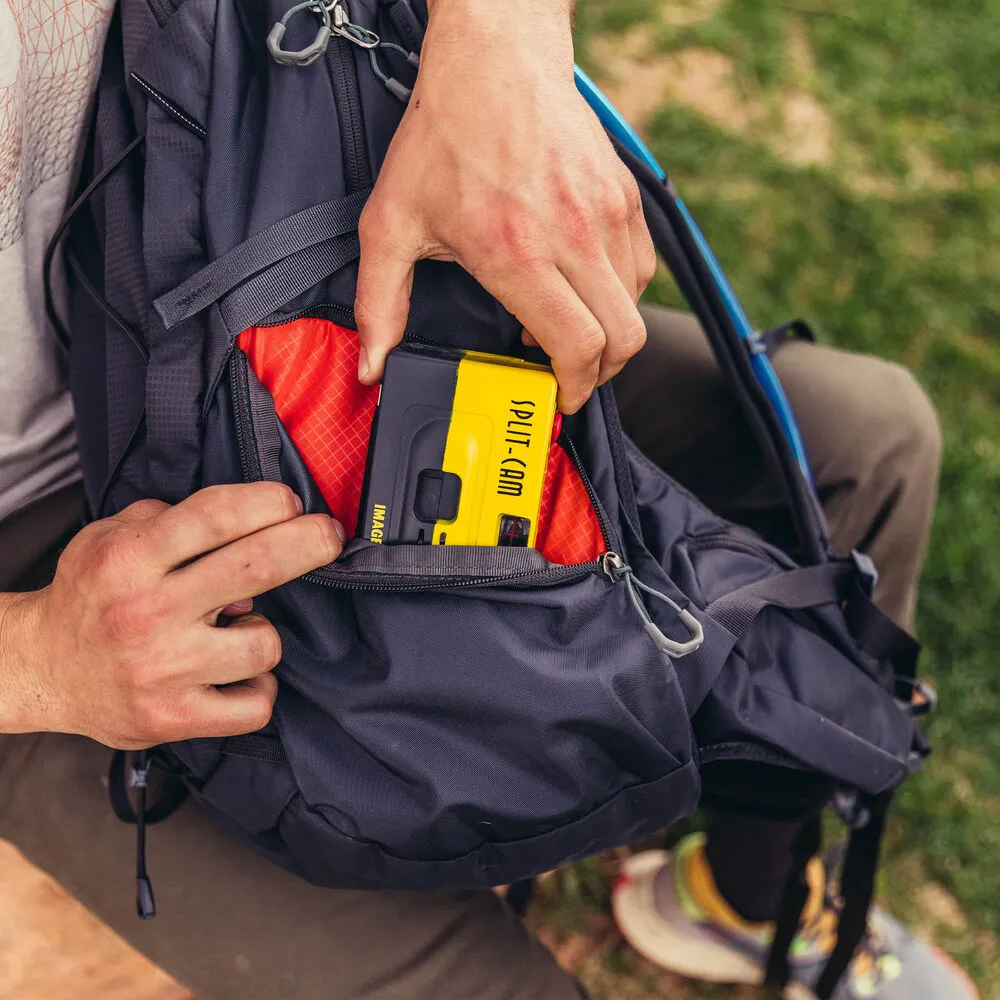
[167,513,344,616]
[471,258,604,414]
[143,483,305,572]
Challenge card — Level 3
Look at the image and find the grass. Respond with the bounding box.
[531,1,1000,996]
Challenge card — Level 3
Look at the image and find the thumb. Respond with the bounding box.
[355,211,419,385]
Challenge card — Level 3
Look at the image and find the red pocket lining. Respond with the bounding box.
[237,319,604,566]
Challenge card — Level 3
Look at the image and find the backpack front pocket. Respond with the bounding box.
[233,317,611,575]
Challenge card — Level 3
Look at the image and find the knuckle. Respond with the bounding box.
[246,694,276,732]
[358,200,388,243]
[602,187,631,231]
[248,621,283,670]
[144,696,193,743]
[262,482,298,520]
[574,321,608,367]
[637,245,657,290]
[89,532,137,581]
[120,498,168,521]
[483,207,545,271]
[621,173,644,218]
[313,519,341,562]
[608,319,648,366]
[102,593,158,644]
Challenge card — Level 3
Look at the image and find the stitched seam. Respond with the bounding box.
[130,73,207,138]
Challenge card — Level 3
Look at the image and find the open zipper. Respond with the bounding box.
[229,343,620,593]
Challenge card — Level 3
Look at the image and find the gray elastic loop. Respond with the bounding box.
[268,2,333,67]
[619,566,705,658]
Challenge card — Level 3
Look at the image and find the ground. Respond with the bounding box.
[0,0,997,997]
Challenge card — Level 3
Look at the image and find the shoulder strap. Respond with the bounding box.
[622,145,829,565]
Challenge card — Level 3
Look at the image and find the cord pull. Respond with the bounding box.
[131,751,157,919]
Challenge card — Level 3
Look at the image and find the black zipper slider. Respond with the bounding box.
[602,552,704,658]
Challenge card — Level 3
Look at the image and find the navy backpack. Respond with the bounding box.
[50,1,931,994]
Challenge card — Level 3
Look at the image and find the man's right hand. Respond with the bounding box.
[0,484,344,749]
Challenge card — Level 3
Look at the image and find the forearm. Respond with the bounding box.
[425,0,573,16]
[423,0,575,61]
[0,589,51,734]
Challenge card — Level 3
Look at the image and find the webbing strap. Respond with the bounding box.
[217,230,360,336]
[622,143,830,565]
[814,793,893,999]
[706,563,851,639]
[153,188,370,330]
[764,812,823,990]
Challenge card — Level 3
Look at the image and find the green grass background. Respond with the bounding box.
[531,2,1000,996]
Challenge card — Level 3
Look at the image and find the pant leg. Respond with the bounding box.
[0,735,583,1000]
[617,306,942,630]
[0,492,585,1000]
[616,305,942,922]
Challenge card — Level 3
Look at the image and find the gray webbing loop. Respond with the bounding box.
[153,188,369,331]
[603,553,704,658]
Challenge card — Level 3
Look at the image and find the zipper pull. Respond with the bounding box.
[602,552,704,658]
[131,750,157,919]
[267,1,334,67]
[267,1,380,67]
[329,0,382,48]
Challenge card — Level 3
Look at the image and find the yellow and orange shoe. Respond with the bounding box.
[612,834,978,1000]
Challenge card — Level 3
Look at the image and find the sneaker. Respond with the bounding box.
[612,834,979,1000]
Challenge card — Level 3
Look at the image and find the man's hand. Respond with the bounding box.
[355,0,656,414]
[0,484,344,749]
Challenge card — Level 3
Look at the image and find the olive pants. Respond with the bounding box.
[0,307,941,999]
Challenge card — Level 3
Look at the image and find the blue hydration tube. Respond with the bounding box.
[574,66,814,485]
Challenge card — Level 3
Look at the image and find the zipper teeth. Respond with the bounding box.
[308,432,614,590]
[304,561,601,593]
[559,433,618,553]
[329,30,371,192]
[230,352,263,481]
[254,303,357,331]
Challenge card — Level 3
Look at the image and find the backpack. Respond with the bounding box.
[51,1,931,994]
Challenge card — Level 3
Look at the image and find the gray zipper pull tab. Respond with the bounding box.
[602,552,704,658]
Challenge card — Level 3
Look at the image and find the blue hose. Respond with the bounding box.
[574,65,814,485]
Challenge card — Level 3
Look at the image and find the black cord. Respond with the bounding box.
[43,132,146,355]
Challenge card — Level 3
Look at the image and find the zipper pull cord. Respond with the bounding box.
[267,1,334,67]
[132,750,157,919]
[368,42,421,103]
[603,552,704,658]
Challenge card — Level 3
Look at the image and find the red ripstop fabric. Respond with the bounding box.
[237,319,605,565]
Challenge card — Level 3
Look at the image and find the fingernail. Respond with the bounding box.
[358,347,370,382]
[331,519,347,545]
[292,493,304,516]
